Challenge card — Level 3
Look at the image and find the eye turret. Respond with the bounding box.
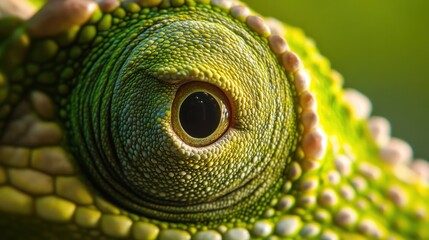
[67,14,298,223]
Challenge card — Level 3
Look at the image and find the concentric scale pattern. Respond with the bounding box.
[0,0,428,239]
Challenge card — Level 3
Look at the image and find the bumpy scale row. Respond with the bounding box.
[345,84,429,184]
[264,14,347,240]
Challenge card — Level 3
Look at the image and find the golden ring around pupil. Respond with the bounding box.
[171,82,232,147]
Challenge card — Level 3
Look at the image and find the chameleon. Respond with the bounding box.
[0,0,428,239]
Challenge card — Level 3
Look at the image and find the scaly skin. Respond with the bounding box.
[0,0,428,239]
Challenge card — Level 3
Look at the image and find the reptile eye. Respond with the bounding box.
[172,82,231,147]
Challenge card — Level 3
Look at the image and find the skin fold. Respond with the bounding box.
[0,0,428,239]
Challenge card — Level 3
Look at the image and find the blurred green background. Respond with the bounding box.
[244,0,429,160]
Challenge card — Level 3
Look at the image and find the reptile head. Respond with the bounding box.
[0,0,428,239]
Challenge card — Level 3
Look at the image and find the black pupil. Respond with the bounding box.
[179,92,221,138]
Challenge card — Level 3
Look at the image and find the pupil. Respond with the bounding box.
[179,92,221,138]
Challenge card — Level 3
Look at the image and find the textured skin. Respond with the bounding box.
[0,0,428,239]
